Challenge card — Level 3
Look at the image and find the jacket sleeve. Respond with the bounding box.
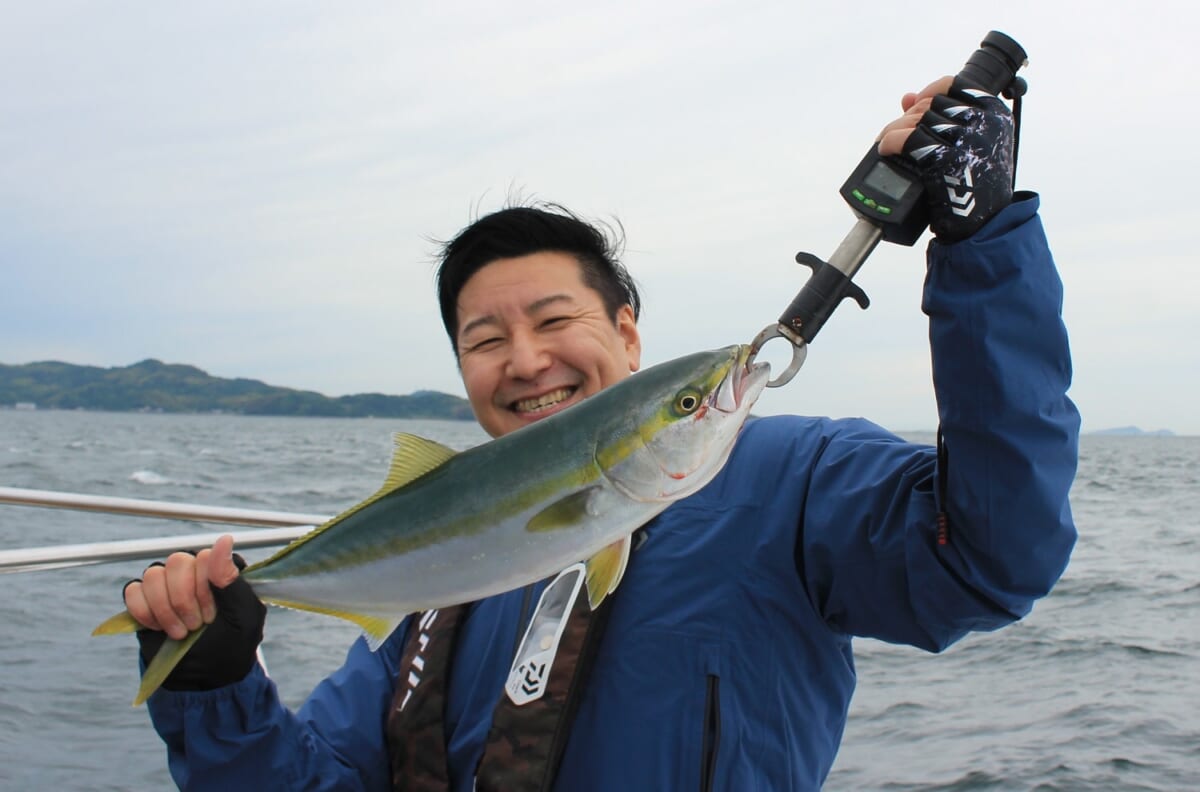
[797,193,1079,651]
[146,622,409,790]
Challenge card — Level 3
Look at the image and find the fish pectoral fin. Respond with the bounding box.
[381,433,458,493]
[526,487,600,533]
[584,535,631,610]
[134,625,208,706]
[93,609,141,636]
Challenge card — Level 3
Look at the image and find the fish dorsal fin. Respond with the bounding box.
[526,487,600,533]
[379,432,458,495]
[247,433,457,573]
[584,535,631,610]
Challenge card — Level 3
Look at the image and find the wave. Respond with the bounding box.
[876,769,1002,791]
[1048,638,1189,660]
[129,470,170,485]
[1052,578,1139,598]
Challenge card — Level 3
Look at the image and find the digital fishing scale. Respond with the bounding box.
[751,31,1029,387]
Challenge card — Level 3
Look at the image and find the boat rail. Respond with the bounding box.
[0,487,327,574]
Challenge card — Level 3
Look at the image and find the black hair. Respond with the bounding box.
[435,203,641,354]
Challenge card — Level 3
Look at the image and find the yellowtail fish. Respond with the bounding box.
[95,345,770,704]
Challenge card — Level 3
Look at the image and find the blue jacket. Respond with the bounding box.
[146,195,1078,790]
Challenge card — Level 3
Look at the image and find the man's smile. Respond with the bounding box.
[511,386,578,415]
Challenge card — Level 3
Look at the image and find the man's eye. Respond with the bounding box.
[541,316,569,328]
[465,337,502,353]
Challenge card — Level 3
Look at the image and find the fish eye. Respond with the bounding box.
[674,389,702,415]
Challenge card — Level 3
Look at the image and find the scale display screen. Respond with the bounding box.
[863,161,915,201]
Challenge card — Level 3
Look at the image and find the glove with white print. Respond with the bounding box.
[902,78,1016,242]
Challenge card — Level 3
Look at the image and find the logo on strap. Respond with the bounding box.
[504,564,585,706]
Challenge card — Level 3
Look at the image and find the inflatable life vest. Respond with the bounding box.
[387,564,612,791]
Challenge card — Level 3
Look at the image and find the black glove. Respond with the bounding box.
[902,78,1015,242]
[136,554,267,691]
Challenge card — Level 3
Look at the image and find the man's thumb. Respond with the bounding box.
[210,534,241,588]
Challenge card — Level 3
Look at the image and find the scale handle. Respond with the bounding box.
[755,31,1032,388]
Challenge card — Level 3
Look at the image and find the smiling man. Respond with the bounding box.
[450,247,641,437]
[121,77,1079,791]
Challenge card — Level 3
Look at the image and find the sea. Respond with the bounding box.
[0,409,1196,790]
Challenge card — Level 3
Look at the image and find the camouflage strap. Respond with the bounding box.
[387,579,613,791]
[476,585,612,792]
[389,604,471,792]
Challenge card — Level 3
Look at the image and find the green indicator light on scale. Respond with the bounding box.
[864,198,877,209]
[877,205,892,215]
[852,189,865,201]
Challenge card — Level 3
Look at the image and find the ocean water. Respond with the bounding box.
[0,410,1196,790]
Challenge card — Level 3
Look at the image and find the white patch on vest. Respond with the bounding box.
[398,609,440,712]
[504,564,585,707]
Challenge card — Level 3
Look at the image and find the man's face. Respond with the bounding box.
[455,252,642,438]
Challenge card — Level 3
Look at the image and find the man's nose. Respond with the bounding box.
[505,329,552,380]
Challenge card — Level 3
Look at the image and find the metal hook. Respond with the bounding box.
[748,323,808,388]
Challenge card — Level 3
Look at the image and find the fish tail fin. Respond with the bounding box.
[92,609,142,636]
[133,626,208,706]
[92,609,208,706]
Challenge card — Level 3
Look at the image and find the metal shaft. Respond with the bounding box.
[827,217,884,279]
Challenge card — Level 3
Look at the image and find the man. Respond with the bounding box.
[123,77,1078,790]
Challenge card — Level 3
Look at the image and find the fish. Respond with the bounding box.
[95,344,770,705]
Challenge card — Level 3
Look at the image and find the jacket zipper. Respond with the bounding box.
[699,674,721,792]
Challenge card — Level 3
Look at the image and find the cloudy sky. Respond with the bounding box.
[3,2,1196,434]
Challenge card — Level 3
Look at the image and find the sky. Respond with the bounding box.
[2,1,1197,435]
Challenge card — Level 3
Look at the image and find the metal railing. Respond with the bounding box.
[0,486,328,574]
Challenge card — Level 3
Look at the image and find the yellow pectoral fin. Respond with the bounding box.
[93,610,141,636]
[526,487,599,533]
[584,535,632,610]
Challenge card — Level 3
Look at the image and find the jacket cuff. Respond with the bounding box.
[145,658,272,715]
[931,190,1040,248]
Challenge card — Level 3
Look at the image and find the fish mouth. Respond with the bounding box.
[713,346,770,413]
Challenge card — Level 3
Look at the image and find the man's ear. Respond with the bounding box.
[616,304,641,372]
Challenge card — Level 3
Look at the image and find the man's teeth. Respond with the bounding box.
[514,388,574,414]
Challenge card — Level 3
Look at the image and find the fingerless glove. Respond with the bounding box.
[136,556,267,691]
[902,79,1016,242]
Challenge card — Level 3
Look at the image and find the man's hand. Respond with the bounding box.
[124,535,267,692]
[124,534,240,639]
[877,75,1016,242]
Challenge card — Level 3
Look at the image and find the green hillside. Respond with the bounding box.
[0,359,475,420]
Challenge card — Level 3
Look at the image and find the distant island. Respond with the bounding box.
[0,359,475,420]
[1088,426,1176,437]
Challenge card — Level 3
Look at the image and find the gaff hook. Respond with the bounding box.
[748,324,808,388]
